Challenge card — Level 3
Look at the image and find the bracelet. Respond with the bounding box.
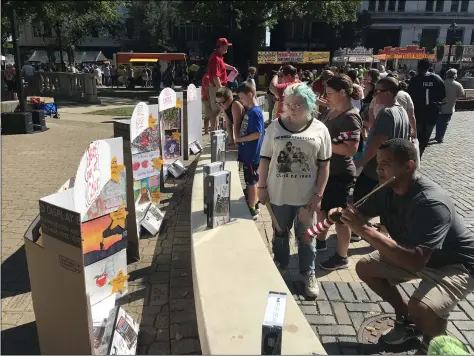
[258,186,267,190]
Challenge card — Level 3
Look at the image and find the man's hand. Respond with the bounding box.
[327,207,343,223]
[340,205,370,236]
[317,97,328,106]
[234,136,241,143]
[257,187,269,204]
[410,126,417,139]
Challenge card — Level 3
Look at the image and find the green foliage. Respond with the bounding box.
[454,41,464,62]
[125,0,182,52]
[2,1,124,50]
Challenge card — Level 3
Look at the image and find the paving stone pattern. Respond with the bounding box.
[246,112,474,354]
[1,115,203,355]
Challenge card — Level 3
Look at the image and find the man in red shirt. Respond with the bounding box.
[207,38,237,131]
[269,65,300,118]
[202,73,211,134]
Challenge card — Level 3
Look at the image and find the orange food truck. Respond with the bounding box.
[113,52,188,88]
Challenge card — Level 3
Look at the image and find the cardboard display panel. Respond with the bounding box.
[203,162,224,214]
[206,170,231,228]
[24,137,137,354]
[185,84,203,157]
[211,132,226,164]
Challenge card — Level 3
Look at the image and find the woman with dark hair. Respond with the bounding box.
[312,70,334,115]
[316,74,363,271]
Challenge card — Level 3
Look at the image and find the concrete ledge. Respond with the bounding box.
[1,100,19,113]
[191,144,326,355]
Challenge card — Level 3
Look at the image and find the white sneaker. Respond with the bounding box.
[304,272,319,298]
[351,233,362,242]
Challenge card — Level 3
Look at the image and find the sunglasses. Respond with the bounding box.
[215,100,227,106]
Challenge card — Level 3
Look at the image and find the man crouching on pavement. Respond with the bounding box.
[328,138,474,353]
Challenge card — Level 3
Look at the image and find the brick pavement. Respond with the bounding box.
[1,112,202,355]
[248,111,474,354]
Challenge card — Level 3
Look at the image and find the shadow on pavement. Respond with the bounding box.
[1,246,31,298]
[1,322,40,355]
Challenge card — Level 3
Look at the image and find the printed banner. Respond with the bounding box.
[277,51,304,63]
[258,51,278,64]
[257,51,330,64]
[303,52,330,64]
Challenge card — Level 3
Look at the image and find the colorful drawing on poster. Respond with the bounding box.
[160,107,180,131]
[131,150,161,180]
[111,157,125,183]
[81,210,128,266]
[133,175,160,204]
[84,171,127,222]
[130,123,161,154]
[163,130,181,162]
[148,113,157,129]
[84,249,128,306]
[109,269,129,294]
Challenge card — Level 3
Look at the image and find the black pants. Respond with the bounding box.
[417,122,435,158]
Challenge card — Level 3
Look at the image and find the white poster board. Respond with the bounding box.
[186,84,203,151]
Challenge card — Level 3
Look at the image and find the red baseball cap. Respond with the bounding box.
[216,38,232,48]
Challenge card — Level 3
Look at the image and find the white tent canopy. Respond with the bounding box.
[27,50,108,64]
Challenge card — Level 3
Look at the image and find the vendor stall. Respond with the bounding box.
[375,45,436,71]
[331,47,373,67]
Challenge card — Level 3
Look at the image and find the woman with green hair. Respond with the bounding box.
[258,83,332,298]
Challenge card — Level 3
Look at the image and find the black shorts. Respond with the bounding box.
[353,173,378,204]
[321,173,355,213]
[242,162,259,186]
[6,80,15,91]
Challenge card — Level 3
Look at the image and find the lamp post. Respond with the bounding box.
[54,22,65,72]
[446,21,457,69]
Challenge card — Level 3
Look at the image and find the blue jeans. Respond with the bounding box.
[435,113,452,142]
[270,204,316,274]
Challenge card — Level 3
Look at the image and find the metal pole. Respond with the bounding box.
[11,8,26,112]
[56,23,65,72]
[447,43,452,68]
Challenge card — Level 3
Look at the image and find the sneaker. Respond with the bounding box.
[351,233,362,242]
[320,254,349,271]
[255,201,260,214]
[316,239,327,252]
[380,318,422,345]
[304,272,319,298]
[249,207,259,220]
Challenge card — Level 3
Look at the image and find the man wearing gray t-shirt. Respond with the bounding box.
[328,138,474,352]
[354,77,410,203]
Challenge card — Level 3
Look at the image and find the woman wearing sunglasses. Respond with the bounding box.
[215,87,245,147]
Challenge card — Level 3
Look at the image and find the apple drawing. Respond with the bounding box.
[142,160,149,168]
[132,162,140,171]
[95,273,107,287]
[141,136,149,146]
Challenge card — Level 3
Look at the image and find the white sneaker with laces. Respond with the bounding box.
[304,272,319,298]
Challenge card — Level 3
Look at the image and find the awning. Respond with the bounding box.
[129,58,159,63]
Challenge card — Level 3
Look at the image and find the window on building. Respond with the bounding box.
[425,0,434,11]
[398,0,406,11]
[368,0,376,11]
[292,20,305,39]
[460,0,469,12]
[388,0,396,11]
[378,0,386,11]
[126,18,134,39]
[91,27,99,38]
[451,0,460,12]
[446,28,464,44]
[43,24,52,37]
[420,29,439,50]
[33,22,42,37]
[435,0,444,11]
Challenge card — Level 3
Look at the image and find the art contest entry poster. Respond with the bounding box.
[163,130,181,162]
[160,104,182,163]
[131,150,162,181]
[133,175,160,206]
[84,249,129,306]
[81,207,128,266]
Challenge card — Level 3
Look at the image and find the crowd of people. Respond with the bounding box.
[201,37,474,354]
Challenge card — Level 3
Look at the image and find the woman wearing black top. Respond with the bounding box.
[215,87,244,147]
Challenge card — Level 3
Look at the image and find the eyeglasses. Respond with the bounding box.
[216,100,226,106]
[283,102,304,110]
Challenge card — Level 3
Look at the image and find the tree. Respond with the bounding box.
[454,41,464,63]
[325,10,372,50]
[179,0,363,68]
[2,1,124,64]
[123,0,182,52]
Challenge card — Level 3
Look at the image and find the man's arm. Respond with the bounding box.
[408,107,417,138]
[358,110,392,167]
[357,133,388,167]
[225,63,236,71]
[232,102,244,143]
[457,83,465,99]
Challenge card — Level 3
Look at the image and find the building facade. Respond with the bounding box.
[360,0,474,51]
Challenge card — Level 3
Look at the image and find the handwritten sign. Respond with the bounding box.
[159,88,177,112]
[74,140,111,217]
[187,84,197,102]
[130,102,149,143]
[131,150,161,180]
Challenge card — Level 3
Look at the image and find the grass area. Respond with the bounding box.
[87,106,135,116]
